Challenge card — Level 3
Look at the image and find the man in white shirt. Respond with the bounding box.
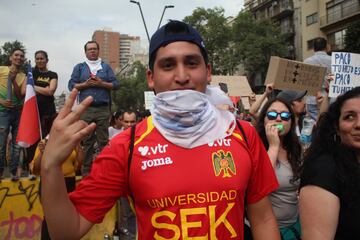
[304,37,331,120]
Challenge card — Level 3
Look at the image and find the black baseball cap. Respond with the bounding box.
[277,89,307,103]
[149,20,208,68]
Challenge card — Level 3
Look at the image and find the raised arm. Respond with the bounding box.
[249,84,274,121]
[41,89,97,239]
[299,185,339,240]
[316,74,334,121]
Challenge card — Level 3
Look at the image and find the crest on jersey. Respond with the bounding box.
[212,150,236,178]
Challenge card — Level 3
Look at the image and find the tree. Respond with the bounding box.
[232,11,287,86]
[344,20,360,53]
[183,7,236,75]
[112,61,149,113]
[0,40,27,66]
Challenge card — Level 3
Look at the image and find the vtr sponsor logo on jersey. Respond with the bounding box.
[208,139,231,147]
[138,144,172,171]
[138,143,168,156]
[212,150,236,178]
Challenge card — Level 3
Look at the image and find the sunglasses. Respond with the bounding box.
[266,111,291,121]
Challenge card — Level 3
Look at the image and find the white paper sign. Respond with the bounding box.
[329,52,360,98]
[144,91,155,110]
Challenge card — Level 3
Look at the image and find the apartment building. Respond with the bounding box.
[244,0,360,60]
[244,0,298,59]
[92,29,147,74]
[301,0,359,59]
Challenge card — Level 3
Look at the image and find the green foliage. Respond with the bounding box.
[232,11,287,84]
[112,61,149,112]
[183,7,235,74]
[344,20,360,53]
[183,8,287,85]
[0,40,27,66]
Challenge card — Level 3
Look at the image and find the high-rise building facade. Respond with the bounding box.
[92,28,120,72]
[119,34,141,71]
[92,29,147,74]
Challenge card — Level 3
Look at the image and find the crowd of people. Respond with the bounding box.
[0,41,144,239]
[0,19,359,240]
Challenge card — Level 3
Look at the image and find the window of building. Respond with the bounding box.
[307,38,316,50]
[280,18,293,34]
[327,1,342,24]
[306,12,318,25]
[327,29,347,50]
[325,0,358,24]
[282,0,290,9]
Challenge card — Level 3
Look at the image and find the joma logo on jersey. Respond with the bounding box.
[141,157,173,171]
[138,144,168,156]
[212,150,236,178]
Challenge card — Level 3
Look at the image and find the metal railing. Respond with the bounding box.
[269,2,294,18]
[320,1,360,26]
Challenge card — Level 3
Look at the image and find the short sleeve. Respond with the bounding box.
[69,129,132,223]
[240,121,279,204]
[300,154,340,197]
[51,71,58,80]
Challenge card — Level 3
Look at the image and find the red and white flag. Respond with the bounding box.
[17,65,41,148]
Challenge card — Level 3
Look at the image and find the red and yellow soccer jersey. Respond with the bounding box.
[69,117,278,239]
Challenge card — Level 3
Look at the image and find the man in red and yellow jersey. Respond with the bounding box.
[41,20,280,240]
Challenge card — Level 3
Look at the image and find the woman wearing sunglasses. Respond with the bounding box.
[256,97,302,240]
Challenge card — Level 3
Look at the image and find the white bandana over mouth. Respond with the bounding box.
[150,86,236,148]
[85,58,102,75]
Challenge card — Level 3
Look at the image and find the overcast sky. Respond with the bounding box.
[0,0,244,95]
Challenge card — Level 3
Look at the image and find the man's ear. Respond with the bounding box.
[146,69,154,90]
[206,64,212,84]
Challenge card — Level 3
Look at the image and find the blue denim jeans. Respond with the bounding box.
[0,109,21,175]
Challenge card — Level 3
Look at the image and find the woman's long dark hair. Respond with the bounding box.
[303,87,360,206]
[256,97,302,182]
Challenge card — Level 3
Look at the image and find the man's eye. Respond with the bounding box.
[162,62,173,69]
[188,60,199,67]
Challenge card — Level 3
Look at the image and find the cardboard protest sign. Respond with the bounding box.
[329,52,360,98]
[144,91,155,110]
[265,56,326,95]
[211,75,252,97]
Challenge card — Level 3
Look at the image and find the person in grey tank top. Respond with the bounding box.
[256,97,302,240]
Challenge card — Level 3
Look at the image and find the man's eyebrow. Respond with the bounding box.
[157,56,176,63]
[184,54,202,60]
[157,53,203,62]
